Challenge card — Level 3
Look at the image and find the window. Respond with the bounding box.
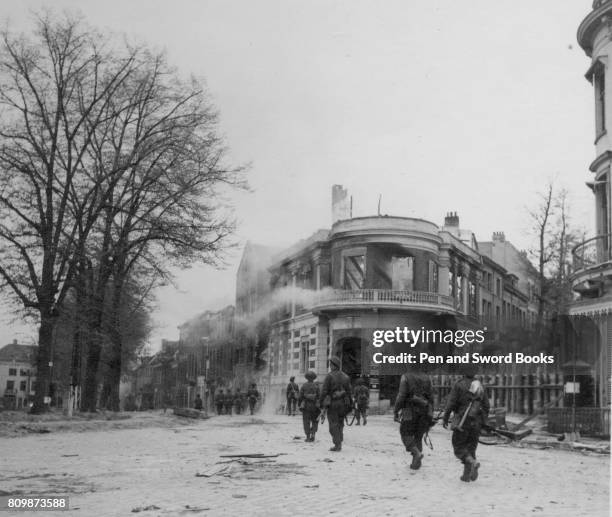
[309,361,316,369]
[468,281,477,316]
[6,380,14,391]
[310,326,316,335]
[20,381,26,392]
[595,69,606,137]
[20,369,28,377]
[8,368,16,376]
[495,278,501,297]
[343,254,365,289]
[309,349,316,357]
[391,256,414,290]
[428,261,438,292]
[300,341,308,373]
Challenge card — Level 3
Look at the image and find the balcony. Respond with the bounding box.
[310,289,456,314]
[572,234,612,294]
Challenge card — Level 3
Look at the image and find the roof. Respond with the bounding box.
[0,343,37,364]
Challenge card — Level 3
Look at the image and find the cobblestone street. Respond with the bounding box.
[1,413,609,516]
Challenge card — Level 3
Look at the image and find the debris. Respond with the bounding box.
[173,408,209,420]
[232,494,247,499]
[61,454,79,457]
[304,484,319,489]
[219,453,285,458]
[131,505,161,512]
[196,465,230,477]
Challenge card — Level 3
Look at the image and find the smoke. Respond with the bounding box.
[235,285,335,331]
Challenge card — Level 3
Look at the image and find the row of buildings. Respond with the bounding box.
[131,0,610,434]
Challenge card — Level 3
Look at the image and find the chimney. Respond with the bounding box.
[444,211,459,227]
[332,185,350,224]
[13,339,17,345]
[492,231,506,242]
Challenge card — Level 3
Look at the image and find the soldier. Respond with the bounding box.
[353,377,370,426]
[194,393,203,411]
[320,356,352,452]
[442,365,490,482]
[298,370,320,442]
[247,383,260,415]
[393,367,434,470]
[234,388,244,414]
[286,376,299,416]
[224,389,234,416]
[215,388,224,415]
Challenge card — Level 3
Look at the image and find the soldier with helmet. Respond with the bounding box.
[298,370,320,442]
[286,376,299,416]
[442,364,490,482]
[394,366,434,470]
[320,356,352,452]
[353,377,370,426]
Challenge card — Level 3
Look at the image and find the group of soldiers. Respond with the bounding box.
[288,357,489,482]
[213,383,261,416]
[286,356,370,451]
[393,362,489,482]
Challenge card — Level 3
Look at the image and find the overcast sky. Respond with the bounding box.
[0,1,598,350]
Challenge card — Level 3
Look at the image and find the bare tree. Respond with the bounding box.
[528,182,555,341]
[0,13,140,412]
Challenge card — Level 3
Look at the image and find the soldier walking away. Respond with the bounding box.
[224,390,234,416]
[298,370,321,442]
[353,377,370,426]
[320,356,352,452]
[394,368,434,470]
[247,383,260,415]
[442,365,490,482]
[286,376,299,416]
[194,394,203,411]
[215,388,224,415]
[234,388,244,414]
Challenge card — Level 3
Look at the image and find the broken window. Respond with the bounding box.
[343,254,365,289]
[391,256,414,290]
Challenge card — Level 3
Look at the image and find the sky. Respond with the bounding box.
[0,0,599,350]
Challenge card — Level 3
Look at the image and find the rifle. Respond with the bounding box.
[456,379,484,432]
[320,407,327,424]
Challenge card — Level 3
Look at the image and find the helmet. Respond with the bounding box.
[305,370,317,381]
[329,356,341,368]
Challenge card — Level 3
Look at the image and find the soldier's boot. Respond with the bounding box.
[329,445,341,452]
[469,456,480,481]
[461,456,475,482]
[356,418,361,425]
[363,415,367,425]
[408,446,423,470]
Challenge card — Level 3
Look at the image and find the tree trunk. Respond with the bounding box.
[30,311,55,414]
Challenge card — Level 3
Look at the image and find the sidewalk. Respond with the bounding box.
[1,413,609,516]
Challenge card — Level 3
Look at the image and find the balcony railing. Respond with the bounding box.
[572,233,612,272]
[311,289,455,311]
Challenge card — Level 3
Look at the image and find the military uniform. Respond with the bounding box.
[215,390,224,415]
[353,380,370,425]
[247,385,260,415]
[234,390,244,414]
[443,375,490,482]
[286,377,299,416]
[320,356,352,452]
[298,371,320,442]
[224,391,234,416]
[394,371,433,470]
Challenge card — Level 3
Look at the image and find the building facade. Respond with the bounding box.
[0,340,36,409]
[568,0,612,411]
[264,193,539,409]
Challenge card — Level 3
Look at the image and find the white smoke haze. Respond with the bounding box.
[235,286,336,331]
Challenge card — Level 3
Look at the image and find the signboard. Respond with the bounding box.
[564,382,580,394]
